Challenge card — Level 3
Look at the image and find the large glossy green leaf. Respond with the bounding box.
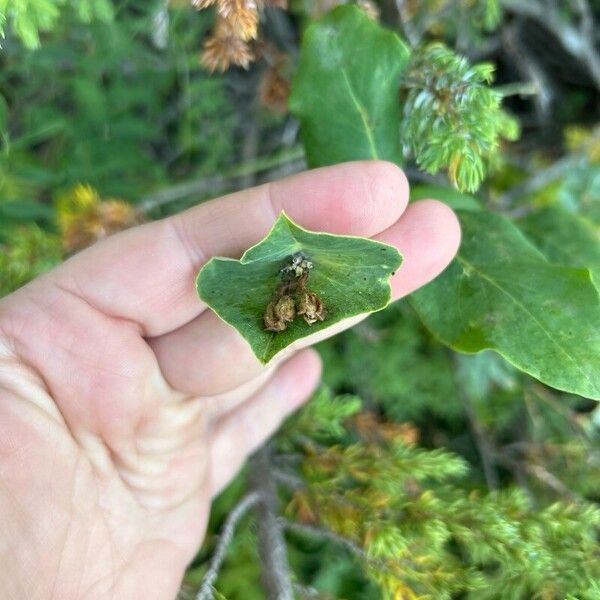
[517,205,600,286]
[197,213,402,363]
[289,5,410,166]
[410,184,482,211]
[411,210,600,400]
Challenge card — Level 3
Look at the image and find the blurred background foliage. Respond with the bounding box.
[1,1,599,599]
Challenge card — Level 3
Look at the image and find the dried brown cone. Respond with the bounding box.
[201,18,254,72]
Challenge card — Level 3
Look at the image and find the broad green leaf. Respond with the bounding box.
[0,199,54,221]
[289,5,410,166]
[197,213,402,364]
[411,210,600,400]
[410,184,482,211]
[517,205,600,286]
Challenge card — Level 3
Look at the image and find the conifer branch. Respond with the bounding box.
[281,520,414,577]
[461,393,499,490]
[249,446,295,600]
[282,520,370,559]
[272,469,305,490]
[399,43,519,192]
[195,492,262,600]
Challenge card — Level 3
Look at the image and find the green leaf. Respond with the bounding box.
[411,210,600,400]
[289,5,410,166]
[197,213,402,364]
[410,184,482,211]
[0,93,8,132]
[517,205,600,286]
[0,199,54,221]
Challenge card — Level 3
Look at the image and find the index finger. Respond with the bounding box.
[47,161,409,337]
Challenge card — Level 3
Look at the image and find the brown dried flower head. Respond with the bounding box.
[259,54,292,114]
[264,294,296,332]
[217,0,259,40]
[194,0,290,71]
[191,0,217,8]
[353,412,419,445]
[201,18,254,72]
[297,290,326,325]
[57,184,140,253]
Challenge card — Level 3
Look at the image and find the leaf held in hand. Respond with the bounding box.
[196,213,402,363]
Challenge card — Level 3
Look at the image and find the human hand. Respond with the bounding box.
[0,162,460,599]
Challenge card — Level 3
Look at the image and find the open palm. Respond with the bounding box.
[0,162,459,599]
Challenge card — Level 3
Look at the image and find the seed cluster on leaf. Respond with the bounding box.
[196,212,401,363]
[264,254,327,331]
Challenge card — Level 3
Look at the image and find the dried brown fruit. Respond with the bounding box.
[264,294,296,331]
[297,290,326,325]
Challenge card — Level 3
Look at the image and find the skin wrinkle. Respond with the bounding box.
[165,215,208,296]
[52,276,146,338]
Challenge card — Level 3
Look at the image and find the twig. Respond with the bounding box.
[567,0,600,88]
[394,0,420,47]
[454,357,499,490]
[283,520,370,559]
[501,0,600,89]
[495,82,539,97]
[272,469,305,490]
[463,394,500,490]
[529,383,592,442]
[502,20,555,122]
[495,452,582,501]
[151,0,170,50]
[249,446,295,600]
[195,492,262,600]
[495,154,576,209]
[137,146,305,214]
[282,519,417,582]
[293,582,321,598]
